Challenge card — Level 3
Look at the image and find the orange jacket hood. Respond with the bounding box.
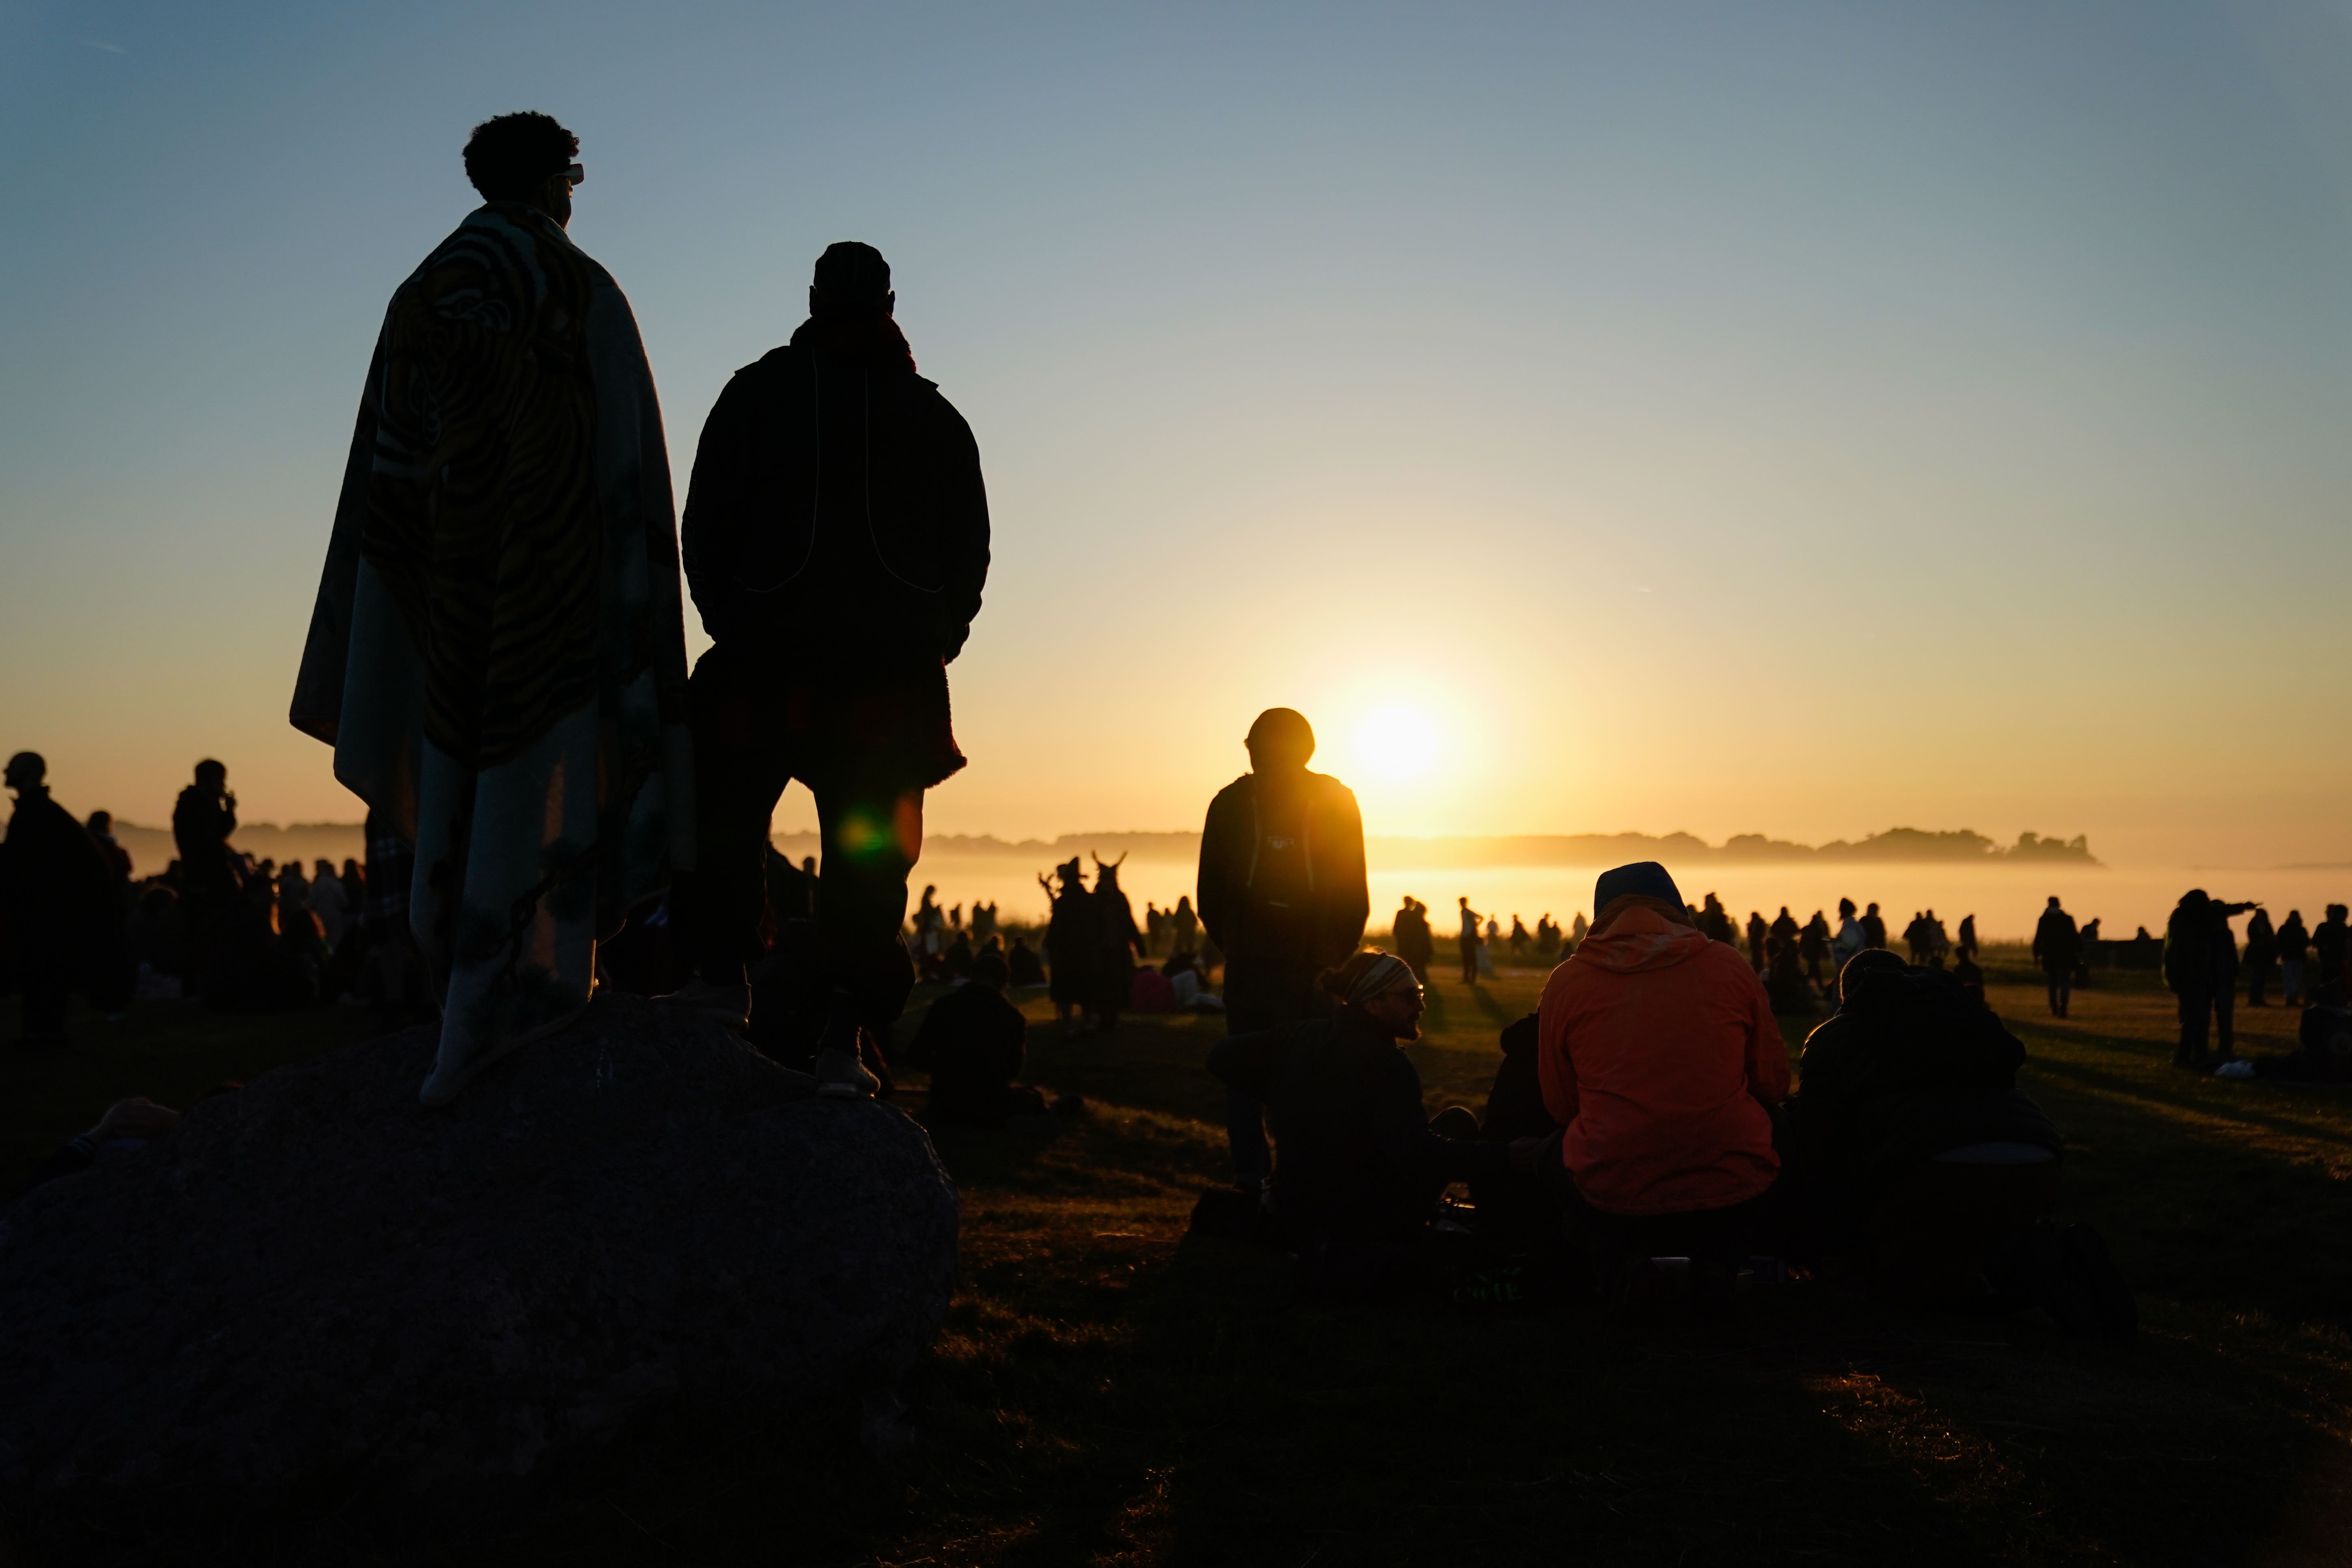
[1570,904,1712,975]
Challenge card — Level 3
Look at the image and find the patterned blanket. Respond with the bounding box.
[291,202,693,1102]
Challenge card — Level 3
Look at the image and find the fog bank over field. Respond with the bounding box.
[775,826,2100,868]
[102,820,2348,945]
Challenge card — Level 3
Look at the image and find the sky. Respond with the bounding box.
[2,1,2348,867]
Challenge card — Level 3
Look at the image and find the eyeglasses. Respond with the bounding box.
[559,162,584,186]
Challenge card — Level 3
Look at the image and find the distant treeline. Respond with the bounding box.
[773,826,2101,867]
[103,820,2095,879]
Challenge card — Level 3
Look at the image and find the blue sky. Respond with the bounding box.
[2,2,2348,863]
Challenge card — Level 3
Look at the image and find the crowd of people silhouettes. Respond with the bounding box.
[3,109,2339,1345]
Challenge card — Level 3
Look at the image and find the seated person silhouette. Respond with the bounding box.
[1793,950,2127,1336]
[1205,950,1502,1301]
[1534,861,1787,1322]
[905,954,1042,1126]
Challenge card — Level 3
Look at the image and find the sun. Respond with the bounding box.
[1355,705,1440,781]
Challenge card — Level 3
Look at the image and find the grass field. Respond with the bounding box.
[5,944,2352,1566]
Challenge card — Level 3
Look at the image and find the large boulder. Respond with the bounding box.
[0,993,957,1516]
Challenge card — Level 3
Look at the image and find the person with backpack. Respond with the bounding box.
[1196,708,1368,1195]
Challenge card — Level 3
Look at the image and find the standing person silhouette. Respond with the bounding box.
[290,112,693,1104]
[2277,910,2311,1007]
[2032,896,2080,1018]
[2243,906,2278,1008]
[665,242,990,1096]
[1457,897,1483,985]
[2,753,119,1046]
[1197,708,1368,1195]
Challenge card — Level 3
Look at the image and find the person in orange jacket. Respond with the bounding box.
[1534,860,1788,1318]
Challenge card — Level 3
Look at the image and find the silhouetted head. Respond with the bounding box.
[2047,895,2061,908]
[1321,949,1424,1040]
[1838,897,1856,919]
[4,752,45,794]
[1839,947,1907,1003]
[1865,902,1879,915]
[810,242,894,321]
[87,810,111,835]
[973,953,1010,991]
[1593,862,1682,921]
[462,112,580,227]
[1244,708,1315,772]
[2330,904,2349,925]
[192,759,227,789]
[2179,889,2210,912]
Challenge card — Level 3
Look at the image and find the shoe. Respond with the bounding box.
[655,977,750,1032]
[815,1045,880,1099]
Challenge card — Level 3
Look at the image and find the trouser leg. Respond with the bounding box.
[1221,958,1319,1188]
[807,780,922,1051]
[2046,972,2061,1014]
[2175,990,2210,1065]
[2283,960,2304,1006]
[2213,990,2235,1057]
[674,656,790,987]
[2248,965,2268,1007]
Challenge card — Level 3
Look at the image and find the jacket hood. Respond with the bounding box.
[1571,905,1712,975]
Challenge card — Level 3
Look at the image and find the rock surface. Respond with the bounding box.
[0,993,957,1512]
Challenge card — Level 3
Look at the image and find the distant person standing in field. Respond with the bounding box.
[2243,907,2278,1008]
[1198,707,1368,1194]
[1169,895,1201,958]
[2164,890,2252,1069]
[2277,910,2311,1007]
[1392,897,1433,981]
[1746,911,1770,972]
[171,759,241,917]
[1457,898,1483,985]
[1860,902,1888,952]
[2032,897,2080,1018]
[2316,906,2350,994]
[2,753,122,1045]
[1800,910,1832,986]
[1957,914,1979,960]
[1832,897,1864,969]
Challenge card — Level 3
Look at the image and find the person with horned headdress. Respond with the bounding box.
[1091,852,1144,1033]
[289,112,693,1104]
[1197,707,1369,1195]
[1042,857,1099,1031]
[658,237,989,1092]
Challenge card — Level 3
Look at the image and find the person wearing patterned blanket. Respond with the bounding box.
[289,112,694,1106]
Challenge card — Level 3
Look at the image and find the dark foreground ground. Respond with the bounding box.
[4,945,2350,1566]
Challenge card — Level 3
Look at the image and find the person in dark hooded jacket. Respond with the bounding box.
[1791,951,2124,1331]
[666,242,988,1097]
[1794,952,2061,1204]
[2,753,122,1045]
